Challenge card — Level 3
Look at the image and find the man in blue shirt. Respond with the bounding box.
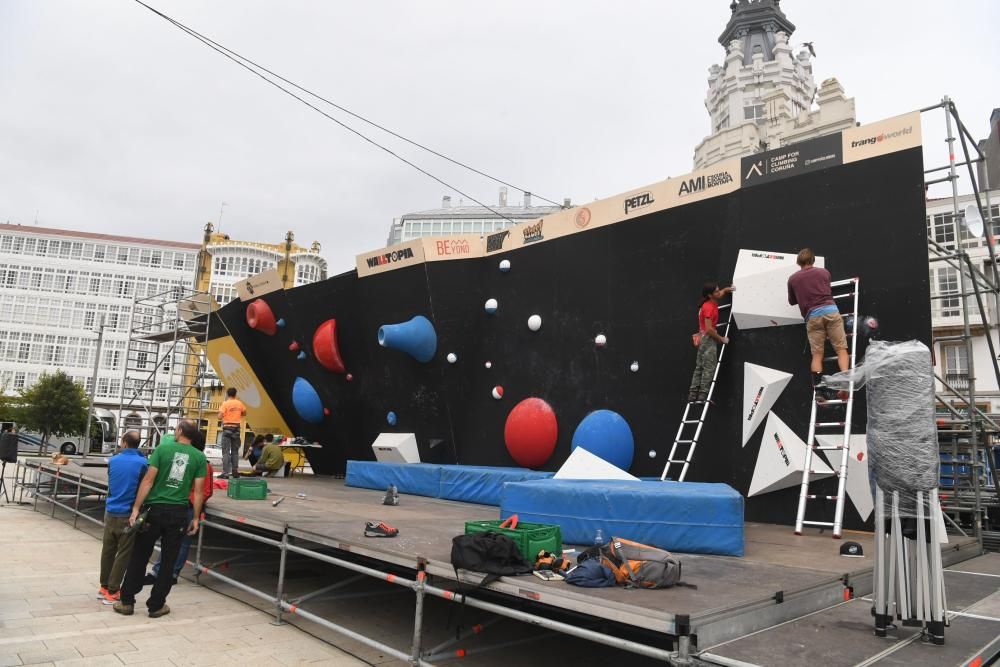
[98,431,147,603]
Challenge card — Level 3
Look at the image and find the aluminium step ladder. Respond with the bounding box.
[794,277,861,538]
[661,302,733,482]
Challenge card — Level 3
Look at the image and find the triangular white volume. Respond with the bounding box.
[749,412,833,497]
[742,363,793,447]
[555,447,640,481]
[731,249,824,330]
[816,433,872,522]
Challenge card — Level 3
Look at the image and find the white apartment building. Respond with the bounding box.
[927,191,1000,413]
[204,233,327,306]
[0,223,200,413]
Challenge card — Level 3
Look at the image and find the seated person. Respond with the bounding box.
[244,434,266,467]
[253,437,286,477]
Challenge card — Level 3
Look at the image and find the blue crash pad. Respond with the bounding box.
[345,461,553,506]
[500,479,744,556]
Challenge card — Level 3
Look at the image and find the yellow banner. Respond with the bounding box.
[206,333,291,435]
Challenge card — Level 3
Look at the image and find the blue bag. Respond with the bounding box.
[564,558,617,588]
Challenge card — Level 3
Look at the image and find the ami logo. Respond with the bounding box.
[678,170,734,197]
[624,192,655,215]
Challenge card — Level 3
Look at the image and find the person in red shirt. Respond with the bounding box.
[688,282,735,403]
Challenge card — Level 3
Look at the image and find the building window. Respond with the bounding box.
[715,114,730,132]
[942,344,969,390]
[935,266,960,318]
[744,103,766,122]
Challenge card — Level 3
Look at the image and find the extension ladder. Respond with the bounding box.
[661,303,733,482]
[794,277,861,538]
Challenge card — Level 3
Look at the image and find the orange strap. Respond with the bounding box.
[499,514,519,530]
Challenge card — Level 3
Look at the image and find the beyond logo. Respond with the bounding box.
[435,239,470,256]
[851,126,913,149]
[678,171,734,197]
[522,220,544,244]
[486,230,510,253]
[773,433,790,467]
[624,192,655,215]
[746,387,764,421]
[365,247,414,269]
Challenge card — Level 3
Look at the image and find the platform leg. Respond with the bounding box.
[410,564,427,665]
[873,486,890,637]
[194,516,205,586]
[272,526,288,626]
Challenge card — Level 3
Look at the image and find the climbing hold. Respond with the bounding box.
[594,334,607,347]
[571,410,635,472]
[504,398,558,468]
[291,377,324,424]
[296,351,306,361]
[527,315,542,331]
[484,298,498,314]
[630,361,639,373]
[277,318,286,328]
[378,315,437,363]
[288,341,300,352]
[648,450,657,458]
[323,407,330,416]
[246,300,277,335]
[313,319,346,373]
[499,259,511,273]
[387,411,397,426]
[346,373,354,382]
[447,353,458,364]
[492,386,504,400]
[484,361,492,369]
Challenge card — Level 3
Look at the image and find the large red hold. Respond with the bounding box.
[246,300,277,336]
[312,319,346,373]
[504,397,558,469]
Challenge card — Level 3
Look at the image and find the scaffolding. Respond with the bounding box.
[923,97,1000,549]
[117,286,214,447]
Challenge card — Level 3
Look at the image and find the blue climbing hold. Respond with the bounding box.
[378,315,437,363]
[291,377,324,424]
[387,411,398,426]
[571,409,635,472]
[276,318,286,328]
[297,351,306,360]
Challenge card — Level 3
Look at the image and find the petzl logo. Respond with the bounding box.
[773,433,790,466]
[522,220,544,244]
[745,161,764,181]
[850,126,913,149]
[678,171,734,197]
[486,230,510,253]
[624,192,655,215]
[746,387,764,421]
[365,247,414,269]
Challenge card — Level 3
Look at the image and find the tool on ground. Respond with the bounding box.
[272,496,285,507]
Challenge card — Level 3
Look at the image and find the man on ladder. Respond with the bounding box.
[789,248,860,538]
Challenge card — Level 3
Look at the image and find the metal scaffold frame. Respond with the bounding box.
[116,285,213,446]
[922,97,1000,547]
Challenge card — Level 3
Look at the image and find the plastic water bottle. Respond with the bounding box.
[594,529,604,547]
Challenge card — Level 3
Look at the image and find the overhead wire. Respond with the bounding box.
[132,0,563,222]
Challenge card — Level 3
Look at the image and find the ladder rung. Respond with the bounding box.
[667,459,688,464]
[800,520,835,527]
[832,292,856,300]
[674,440,695,444]
[806,495,840,501]
[830,278,858,287]
[813,445,845,451]
[817,399,849,406]
[815,422,847,427]
[681,419,702,425]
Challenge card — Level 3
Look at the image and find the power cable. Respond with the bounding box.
[132,1,562,222]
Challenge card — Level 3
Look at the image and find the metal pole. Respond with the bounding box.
[195,513,205,585]
[272,526,288,626]
[72,477,82,528]
[84,313,106,459]
[410,564,427,665]
[50,470,59,517]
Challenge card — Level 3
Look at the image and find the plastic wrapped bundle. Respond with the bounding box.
[826,340,939,513]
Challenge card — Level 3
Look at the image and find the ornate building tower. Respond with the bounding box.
[693,0,857,169]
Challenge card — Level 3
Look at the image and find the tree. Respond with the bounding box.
[18,371,89,454]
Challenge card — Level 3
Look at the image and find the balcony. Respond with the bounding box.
[945,373,970,391]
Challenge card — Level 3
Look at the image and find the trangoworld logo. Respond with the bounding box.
[746,387,764,421]
[851,126,913,149]
[366,247,414,268]
[773,432,790,466]
[522,220,544,244]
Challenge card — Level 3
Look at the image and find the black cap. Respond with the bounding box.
[840,541,864,557]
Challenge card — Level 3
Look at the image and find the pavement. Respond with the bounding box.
[0,479,368,666]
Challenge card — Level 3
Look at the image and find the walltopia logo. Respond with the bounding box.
[678,170,734,197]
[486,230,510,253]
[624,192,655,215]
[522,220,544,244]
[746,387,764,421]
[365,247,414,269]
[850,126,913,149]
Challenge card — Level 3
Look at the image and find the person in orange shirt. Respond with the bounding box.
[217,388,246,479]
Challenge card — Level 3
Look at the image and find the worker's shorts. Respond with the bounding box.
[807,312,848,354]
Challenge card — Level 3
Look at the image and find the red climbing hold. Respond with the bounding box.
[504,398,558,469]
[246,300,278,336]
[289,341,300,352]
[312,319,346,373]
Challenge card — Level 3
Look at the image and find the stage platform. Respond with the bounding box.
[14,458,995,664]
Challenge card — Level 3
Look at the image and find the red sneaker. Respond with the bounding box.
[364,521,399,538]
[101,590,121,606]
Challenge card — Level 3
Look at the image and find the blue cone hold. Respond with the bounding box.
[378,315,437,363]
[387,411,397,426]
[297,351,306,360]
[292,377,324,424]
[277,318,286,328]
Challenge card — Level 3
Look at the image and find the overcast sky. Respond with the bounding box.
[1,1,997,273]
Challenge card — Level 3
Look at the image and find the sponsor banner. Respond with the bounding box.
[740,133,843,188]
[842,110,921,164]
[483,228,514,254]
[235,268,283,302]
[733,248,824,279]
[205,333,291,435]
[668,157,742,207]
[356,239,425,277]
[422,235,483,262]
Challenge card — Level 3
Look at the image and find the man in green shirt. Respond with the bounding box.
[115,419,207,618]
[254,438,286,476]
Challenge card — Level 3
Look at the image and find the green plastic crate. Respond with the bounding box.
[227,478,268,500]
[464,519,562,561]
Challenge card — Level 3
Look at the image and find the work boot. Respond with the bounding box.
[148,605,170,618]
[113,601,134,616]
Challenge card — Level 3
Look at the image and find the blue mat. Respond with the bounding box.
[345,461,553,506]
[500,479,744,556]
